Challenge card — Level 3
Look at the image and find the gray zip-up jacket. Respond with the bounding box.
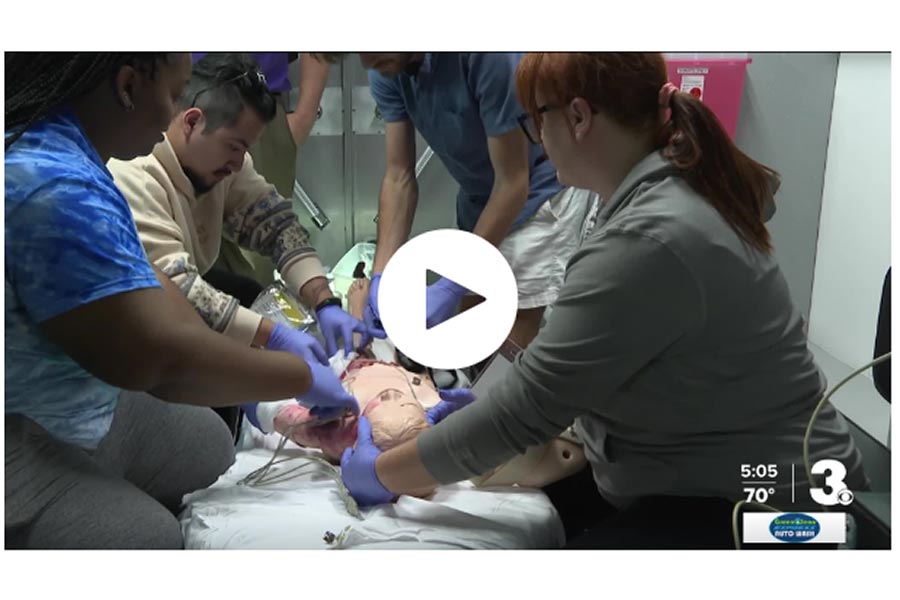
[417,152,865,508]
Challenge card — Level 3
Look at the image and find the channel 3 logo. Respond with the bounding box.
[809,459,855,506]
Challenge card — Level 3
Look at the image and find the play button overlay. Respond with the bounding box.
[378,229,518,370]
[425,270,485,329]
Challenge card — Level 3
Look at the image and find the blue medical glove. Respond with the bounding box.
[363,273,383,330]
[426,388,477,426]
[317,304,386,358]
[297,359,360,418]
[425,277,468,329]
[265,322,328,366]
[340,416,395,507]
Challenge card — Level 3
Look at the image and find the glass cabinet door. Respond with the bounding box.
[288,55,457,269]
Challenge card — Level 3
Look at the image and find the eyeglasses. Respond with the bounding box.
[517,105,555,145]
[518,101,601,145]
[188,69,268,108]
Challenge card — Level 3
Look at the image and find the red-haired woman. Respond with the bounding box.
[339,53,867,549]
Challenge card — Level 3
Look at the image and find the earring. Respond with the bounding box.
[122,95,134,112]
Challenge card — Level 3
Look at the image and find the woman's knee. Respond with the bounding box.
[20,478,186,549]
[139,512,184,549]
[151,400,237,479]
[166,405,236,494]
[117,399,236,511]
[110,506,184,549]
[99,503,185,549]
[195,406,237,470]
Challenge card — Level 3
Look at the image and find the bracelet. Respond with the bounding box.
[314,297,343,313]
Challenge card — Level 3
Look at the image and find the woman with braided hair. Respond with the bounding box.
[5,53,360,548]
[6,53,180,153]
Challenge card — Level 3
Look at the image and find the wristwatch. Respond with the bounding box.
[314,297,342,313]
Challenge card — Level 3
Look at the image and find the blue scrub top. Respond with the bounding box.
[368,52,564,232]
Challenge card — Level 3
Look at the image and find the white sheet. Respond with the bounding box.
[181,430,564,549]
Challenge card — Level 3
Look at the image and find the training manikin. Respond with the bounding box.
[273,357,439,459]
[255,276,586,489]
[252,278,439,460]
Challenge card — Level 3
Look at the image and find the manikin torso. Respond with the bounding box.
[274,359,441,460]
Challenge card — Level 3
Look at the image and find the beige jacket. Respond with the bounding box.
[109,136,324,345]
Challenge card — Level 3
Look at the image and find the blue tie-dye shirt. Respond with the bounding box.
[5,110,160,448]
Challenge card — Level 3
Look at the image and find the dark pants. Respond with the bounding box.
[5,392,235,548]
[202,267,266,439]
[542,466,838,549]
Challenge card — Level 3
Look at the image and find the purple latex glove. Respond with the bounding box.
[297,359,360,419]
[426,388,477,426]
[363,273,383,330]
[265,322,328,366]
[316,304,386,358]
[426,277,468,329]
[340,416,395,507]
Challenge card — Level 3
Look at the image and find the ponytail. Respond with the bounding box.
[660,89,777,252]
[516,52,778,254]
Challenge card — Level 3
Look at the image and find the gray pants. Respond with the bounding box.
[5,392,235,549]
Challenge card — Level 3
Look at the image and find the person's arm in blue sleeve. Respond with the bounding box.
[465,53,532,247]
[8,178,352,411]
[418,54,534,329]
[365,71,419,328]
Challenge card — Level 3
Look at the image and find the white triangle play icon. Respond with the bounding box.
[378,229,518,370]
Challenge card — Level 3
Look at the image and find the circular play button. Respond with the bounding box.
[378,229,518,370]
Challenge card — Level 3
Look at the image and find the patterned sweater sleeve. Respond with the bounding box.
[222,153,326,299]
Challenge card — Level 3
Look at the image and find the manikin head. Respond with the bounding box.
[362,388,430,451]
